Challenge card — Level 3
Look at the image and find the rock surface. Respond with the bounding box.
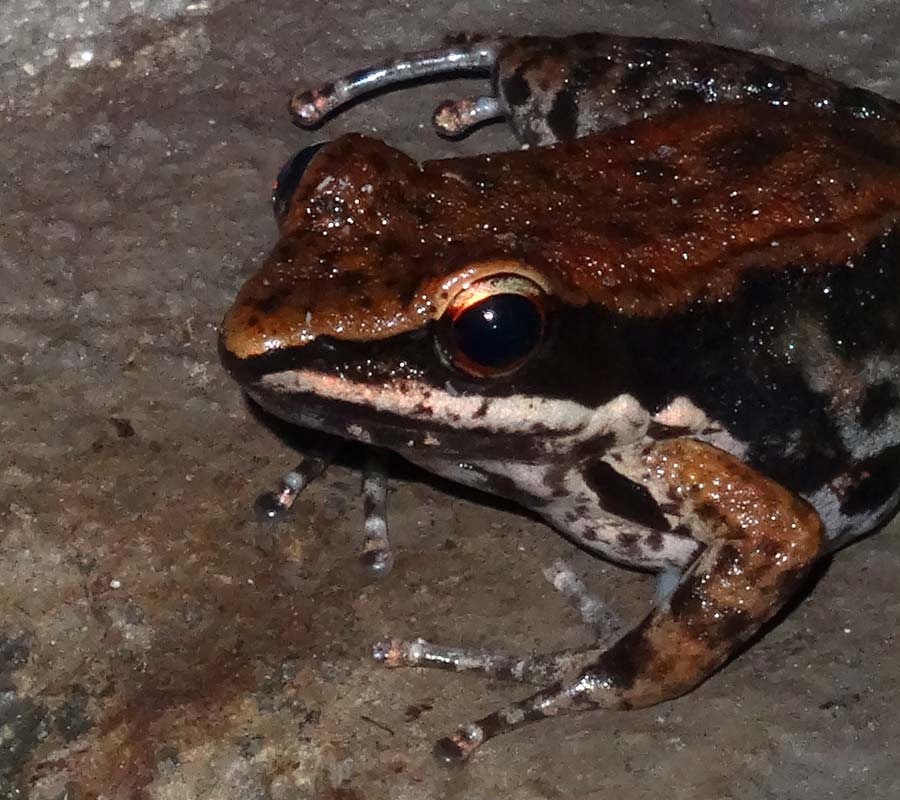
[2,1,899,798]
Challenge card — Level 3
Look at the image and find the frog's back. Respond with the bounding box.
[494,102,900,546]
[470,102,900,318]
[465,101,900,547]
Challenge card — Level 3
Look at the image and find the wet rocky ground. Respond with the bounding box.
[2,1,899,797]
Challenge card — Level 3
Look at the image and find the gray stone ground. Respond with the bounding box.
[2,1,900,798]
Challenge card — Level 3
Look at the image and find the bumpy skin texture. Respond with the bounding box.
[222,107,900,353]
[221,33,900,759]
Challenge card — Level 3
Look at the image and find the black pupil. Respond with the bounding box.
[272,142,326,223]
[451,293,542,370]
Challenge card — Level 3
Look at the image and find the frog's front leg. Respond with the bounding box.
[253,439,340,521]
[360,449,393,576]
[255,442,396,577]
[421,439,823,762]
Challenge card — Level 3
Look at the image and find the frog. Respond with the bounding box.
[219,33,900,762]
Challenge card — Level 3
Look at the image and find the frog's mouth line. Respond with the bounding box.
[252,367,648,455]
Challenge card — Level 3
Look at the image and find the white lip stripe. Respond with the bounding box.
[262,369,651,448]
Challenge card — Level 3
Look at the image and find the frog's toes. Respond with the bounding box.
[432,96,502,137]
[289,89,328,126]
[252,467,312,522]
[252,444,339,523]
[253,489,292,522]
[371,637,418,667]
[360,545,394,576]
[289,41,498,130]
[432,724,485,765]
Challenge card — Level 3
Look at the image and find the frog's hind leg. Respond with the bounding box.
[432,95,503,138]
[373,559,623,687]
[374,637,610,687]
[541,558,623,641]
[290,41,501,128]
[426,439,823,762]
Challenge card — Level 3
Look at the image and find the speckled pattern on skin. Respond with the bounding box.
[222,107,900,354]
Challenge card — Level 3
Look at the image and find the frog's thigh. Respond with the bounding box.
[436,439,823,761]
[553,507,700,571]
[548,463,702,571]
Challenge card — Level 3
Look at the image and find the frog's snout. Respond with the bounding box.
[272,141,329,225]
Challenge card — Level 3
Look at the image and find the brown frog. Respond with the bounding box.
[220,34,900,762]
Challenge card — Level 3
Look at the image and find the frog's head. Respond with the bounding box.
[221,113,900,483]
[219,134,647,473]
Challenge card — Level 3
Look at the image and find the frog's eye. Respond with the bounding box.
[438,275,547,378]
[272,142,327,224]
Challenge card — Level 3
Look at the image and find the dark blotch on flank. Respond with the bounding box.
[745,62,791,102]
[840,446,900,517]
[588,628,657,692]
[255,291,287,314]
[707,127,789,174]
[618,62,655,96]
[635,158,678,185]
[668,570,753,645]
[583,459,671,531]
[617,42,668,95]
[502,68,532,108]
[570,55,617,94]
[674,84,707,105]
[544,464,569,498]
[838,85,880,119]
[859,381,900,430]
[838,124,900,169]
[645,530,665,551]
[547,89,579,142]
[821,234,900,360]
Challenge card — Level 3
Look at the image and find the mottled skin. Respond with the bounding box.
[490,34,898,145]
[221,33,900,760]
[292,33,898,143]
